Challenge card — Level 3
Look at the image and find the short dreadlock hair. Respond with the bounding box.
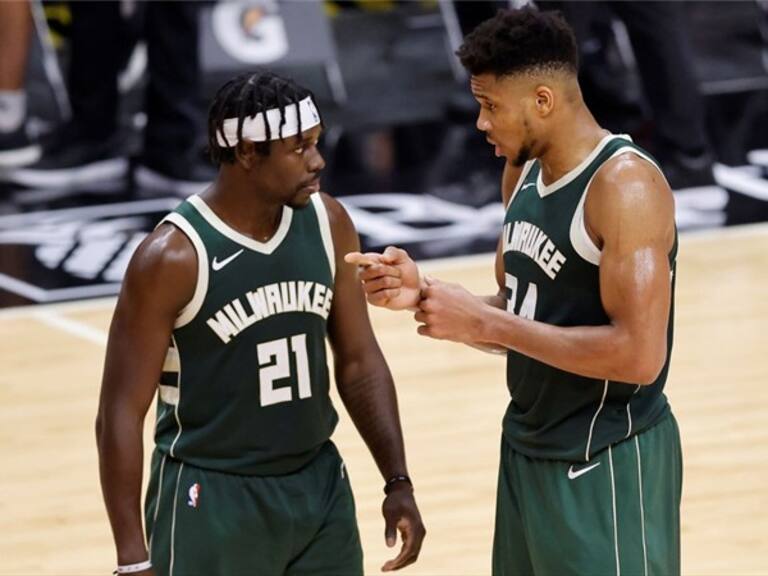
[457,7,578,78]
[207,72,322,165]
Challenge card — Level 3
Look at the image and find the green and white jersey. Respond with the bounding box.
[154,194,338,475]
[502,134,676,462]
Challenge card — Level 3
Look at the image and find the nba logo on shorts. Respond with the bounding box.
[187,483,201,508]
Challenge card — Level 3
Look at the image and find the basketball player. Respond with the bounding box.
[96,72,425,576]
[347,8,681,575]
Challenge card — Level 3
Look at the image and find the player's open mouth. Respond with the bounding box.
[486,137,503,158]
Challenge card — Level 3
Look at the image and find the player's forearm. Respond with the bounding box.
[96,410,149,564]
[465,294,507,354]
[335,357,408,479]
[476,305,663,384]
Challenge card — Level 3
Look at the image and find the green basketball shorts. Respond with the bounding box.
[144,441,363,576]
[493,413,682,576]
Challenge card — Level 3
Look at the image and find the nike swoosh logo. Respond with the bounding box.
[520,183,537,191]
[567,462,601,480]
[211,249,244,271]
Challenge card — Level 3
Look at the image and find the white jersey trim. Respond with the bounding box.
[159,385,180,406]
[570,141,667,267]
[148,453,167,556]
[537,133,621,197]
[159,212,209,328]
[505,160,536,210]
[635,436,649,576]
[163,346,180,372]
[570,186,602,266]
[609,446,621,576]
[585,380,609,461]
[169,334,183,458]
[625,385,641,439]
[311,193,336,279]
[187,194,293,255]
[169,462,184,576]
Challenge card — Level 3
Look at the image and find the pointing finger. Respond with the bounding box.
[344,252,383,266]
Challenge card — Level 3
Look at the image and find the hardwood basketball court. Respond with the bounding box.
[1,223,766,575]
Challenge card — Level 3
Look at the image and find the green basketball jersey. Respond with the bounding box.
[153,193,339,475]
[502,135,677,462]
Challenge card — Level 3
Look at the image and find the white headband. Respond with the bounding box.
[216,96,321,147]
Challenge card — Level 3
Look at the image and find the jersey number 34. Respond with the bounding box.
[506,273,537,320]
[257,334,312,407]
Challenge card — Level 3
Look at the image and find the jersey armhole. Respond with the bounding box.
[570,146,667,267]
[310,193,336,280]
[158,212,209,328]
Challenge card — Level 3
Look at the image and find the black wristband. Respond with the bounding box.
[384,474,413,494]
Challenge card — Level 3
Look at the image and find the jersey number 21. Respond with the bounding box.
[257,334,311,407]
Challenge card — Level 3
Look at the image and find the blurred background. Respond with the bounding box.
[1,2,767,575]
[0,0,767,308]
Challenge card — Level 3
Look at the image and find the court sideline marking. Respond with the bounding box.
[31,308,108,346]
[2,220,767,345]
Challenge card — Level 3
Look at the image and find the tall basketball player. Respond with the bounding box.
[347,8,681,576]
[96,72,425,576]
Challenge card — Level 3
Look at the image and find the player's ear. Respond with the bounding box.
[533,85,555,118]
[235,140,259,170]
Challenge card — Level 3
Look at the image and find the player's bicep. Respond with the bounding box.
[591,158,675,378]
[599,238,671,342]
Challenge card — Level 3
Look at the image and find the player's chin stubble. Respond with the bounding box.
[513,145,531,167]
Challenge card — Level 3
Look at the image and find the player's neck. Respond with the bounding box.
[537,109,607,187]
[203,176,285,243]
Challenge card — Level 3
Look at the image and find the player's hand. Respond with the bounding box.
[381,483,426,571]
[344,246,423,311]
[415,277,486,343]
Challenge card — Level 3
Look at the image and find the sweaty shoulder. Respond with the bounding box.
[122,222,198,315]
[584,151,675,251]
